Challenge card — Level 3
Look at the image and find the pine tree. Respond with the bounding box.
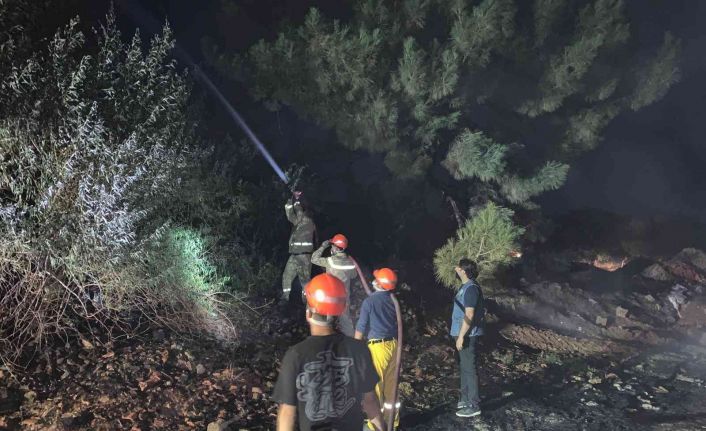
[207,0,681,278]
[210,0,679,199]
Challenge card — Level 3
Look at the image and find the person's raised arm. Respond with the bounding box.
[311,240,330,267]
[284,198,296,223]
[276,404,296,431]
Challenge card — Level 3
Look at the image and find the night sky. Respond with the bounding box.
[539,0,706,222]
[102,0,706,223]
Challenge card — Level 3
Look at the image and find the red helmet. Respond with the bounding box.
[330,234,348,250]
[305,274,347,316]
[373,268,397,290]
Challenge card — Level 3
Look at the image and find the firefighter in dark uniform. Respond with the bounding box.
[280,191,316,306]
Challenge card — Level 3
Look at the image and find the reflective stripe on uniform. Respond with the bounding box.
[290,242,313,246]
[285,204,293,209]
[327,257,356,270]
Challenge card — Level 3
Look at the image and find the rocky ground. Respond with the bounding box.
[406,248,706,430]
[1,249,705,430]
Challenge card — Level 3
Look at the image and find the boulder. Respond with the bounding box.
[641,264,673,282]
[615,306,629,318]
[670,248,706,272]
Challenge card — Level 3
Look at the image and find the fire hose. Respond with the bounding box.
[351,257,403,431]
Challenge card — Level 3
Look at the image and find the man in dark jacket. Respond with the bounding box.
[281,192,316,306]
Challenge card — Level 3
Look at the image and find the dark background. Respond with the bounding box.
[79,0,706,224]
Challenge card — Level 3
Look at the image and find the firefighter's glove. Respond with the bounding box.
[293,190,302,201]
[322,240,331,247]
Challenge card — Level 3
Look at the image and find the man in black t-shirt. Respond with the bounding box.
[273,273,385,431]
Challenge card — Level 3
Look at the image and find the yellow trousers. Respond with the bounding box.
[367,339,399,429]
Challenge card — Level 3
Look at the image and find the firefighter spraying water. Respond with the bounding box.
[280,192,316,308]
[194,67,405,431]
[193,67,406,428]
[117,3,404,429]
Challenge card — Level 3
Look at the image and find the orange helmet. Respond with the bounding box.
[330,234,348,250]
[305,274,347,316]
[373,268,397,290]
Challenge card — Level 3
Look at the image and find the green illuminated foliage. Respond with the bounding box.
[434,203,524,288]
[146,227,229,306]
[0,3,282,362]
[443,130,509,182]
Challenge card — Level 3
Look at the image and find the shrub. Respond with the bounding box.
[434,202,524,288]
[0,7,275,367]
[146,227,229,306]
[0,12,191,260]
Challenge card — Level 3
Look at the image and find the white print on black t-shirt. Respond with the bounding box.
[296,350,356,422]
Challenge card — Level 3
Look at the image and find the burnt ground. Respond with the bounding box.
[1,249,706,430]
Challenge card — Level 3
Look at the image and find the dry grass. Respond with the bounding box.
[0,240,244,371]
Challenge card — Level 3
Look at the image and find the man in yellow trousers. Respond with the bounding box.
[355,268,400,429]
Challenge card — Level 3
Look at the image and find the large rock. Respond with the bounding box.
[671,248,706,272]
[641,263,673,282]
[663,248,706,284]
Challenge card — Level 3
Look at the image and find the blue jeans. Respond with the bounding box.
[454,336,480,406]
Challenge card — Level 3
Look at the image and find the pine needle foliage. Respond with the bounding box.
[499,162,570,204]
[434,202,524,288]
[209,0,681,203]
[444,130,508,182]
[630,32,682,111]
[207,0,681,281]
[444,129,569,203]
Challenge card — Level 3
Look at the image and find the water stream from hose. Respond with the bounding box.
[117,0,289,185]
[191,66,289,185]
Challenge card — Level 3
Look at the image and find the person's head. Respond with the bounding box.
[454,258,478,282]
[330,234,348,255]
[372,267,397,291]
[304,273,347,331]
